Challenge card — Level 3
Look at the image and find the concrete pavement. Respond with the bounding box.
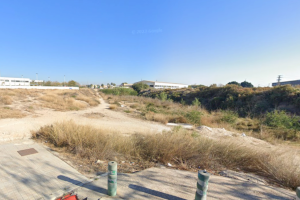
[73,167,295,200]
[0,140,90,200]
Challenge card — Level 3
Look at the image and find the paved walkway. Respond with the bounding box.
[0,140,90,200]
[74,167,295,200]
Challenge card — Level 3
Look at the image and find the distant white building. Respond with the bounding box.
[0,77,31,86]
[136,80,188,89]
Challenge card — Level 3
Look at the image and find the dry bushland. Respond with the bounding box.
[0,88,100,118]
[0,107,26,119]
[39,88,100,111]
[32,120,300,189]
[101,93,300,143]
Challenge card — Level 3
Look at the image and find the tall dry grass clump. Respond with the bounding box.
[145,112,169,124]
[109,104,117,110]
[0,107,26,119]
[32,121,300,189]
[39,89,100,111]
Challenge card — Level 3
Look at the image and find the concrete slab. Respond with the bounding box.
[0,140,90,200]
[74,167,295,200]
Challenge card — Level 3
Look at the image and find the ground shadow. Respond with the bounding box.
[58,175,107,194]
[128,184,186,200]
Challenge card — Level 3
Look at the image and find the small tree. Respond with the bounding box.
[227,81,240,86]
[68,80,77,87]
[192,98,201,107]
[132,82,149,93]
[159,92,168,101]
[241,81,253,88]
[44,81,51,86]
[180,98,186,105]
[101,84,104,88]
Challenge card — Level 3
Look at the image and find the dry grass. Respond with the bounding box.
[145,112,169,124]
[101,93,205,125]
[32,121,300,189]
[0,107,26,119]
[109,104,117,110]
[38,88,100,111]
[0,88,100,118]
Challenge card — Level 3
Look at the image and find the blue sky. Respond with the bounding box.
[0,0,299,86]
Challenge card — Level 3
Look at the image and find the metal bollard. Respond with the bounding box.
[195,170,210,200]
[297,187,300,200]
[107,161,117,196]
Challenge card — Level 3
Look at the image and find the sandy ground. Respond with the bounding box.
[0,97,170,143]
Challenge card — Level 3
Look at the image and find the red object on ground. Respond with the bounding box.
[56,194,78,200]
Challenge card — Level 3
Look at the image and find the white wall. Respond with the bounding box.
[0,86,79,90]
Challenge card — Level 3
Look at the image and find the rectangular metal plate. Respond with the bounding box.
[17,148,38,156]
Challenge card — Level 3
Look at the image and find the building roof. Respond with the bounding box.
[140,80,188,85]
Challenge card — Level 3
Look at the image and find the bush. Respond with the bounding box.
[185,111,202,125]
[264,110,294,129]
[192,98,201,107]
[132,82,149,93]
[159,92,168,101]
[101,88,137,96]
[227,81,240,86]
[241,81,254,88]
[180,98,186,105]
[221,110,238,124]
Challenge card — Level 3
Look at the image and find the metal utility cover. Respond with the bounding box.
[17,148,38,156]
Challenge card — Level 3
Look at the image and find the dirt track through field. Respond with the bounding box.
[0,96,170,143]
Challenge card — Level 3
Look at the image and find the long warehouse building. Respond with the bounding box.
[136,80,188,89]
[0,77,31,86]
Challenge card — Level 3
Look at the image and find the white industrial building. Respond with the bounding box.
[0,76,78,90]
[0,77,31,86]
[136,80,188,89]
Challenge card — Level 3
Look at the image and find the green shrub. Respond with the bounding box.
[192,98,201,107]
[264,110,294,129]
[132,82,149,93]
[180,98,186,105]
[101,88,137,96]
[159,92,168,101]
[185,111,202,125]
[221,110,238,124]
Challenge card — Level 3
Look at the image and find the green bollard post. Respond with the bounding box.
[108,161,117,196]
[297,187,300,200]
[195,170,210,200]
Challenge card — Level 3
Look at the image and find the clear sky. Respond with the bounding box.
[0,0,299,86]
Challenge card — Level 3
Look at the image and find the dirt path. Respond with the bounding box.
[0,96,170,143]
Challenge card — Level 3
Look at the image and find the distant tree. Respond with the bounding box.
[132,82,149,93]
[44,81,51,86]
[67,80,77,87]
[227,81,240,86]
[190,84,206,89]
[51,81,61,86]
[101,84,104,87]
[111,82,116,86]
[241,81,254,88]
